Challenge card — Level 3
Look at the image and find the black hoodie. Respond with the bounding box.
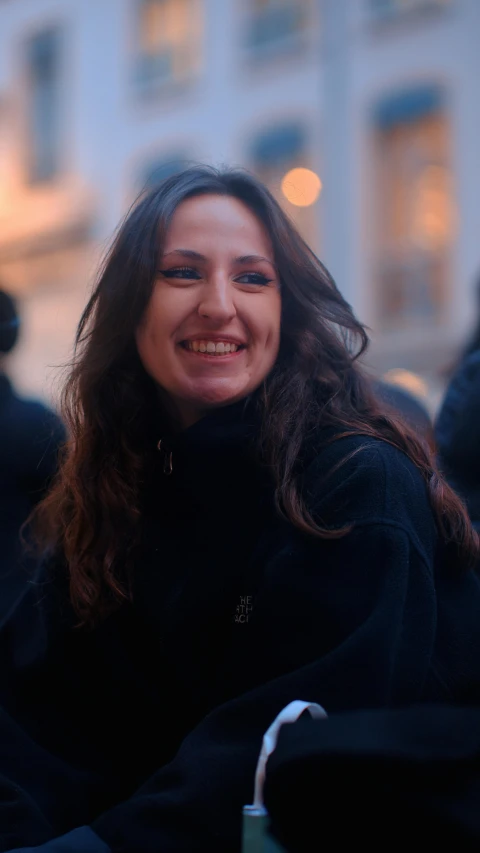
[1,400,480,852]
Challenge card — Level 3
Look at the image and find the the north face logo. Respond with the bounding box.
[234,594,253,624]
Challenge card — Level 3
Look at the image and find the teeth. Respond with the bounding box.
[186,340,240,355]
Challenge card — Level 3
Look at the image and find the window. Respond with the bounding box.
[246,0,311,53]
[373,85,454,331]
[250,123,320,247]
[251,123,305,182]
[369,0,450,20]
[134,0,202,95]
[26,29,61,183]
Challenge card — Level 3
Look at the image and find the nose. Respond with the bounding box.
[197,277,236,324]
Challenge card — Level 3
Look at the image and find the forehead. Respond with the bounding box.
[162,194,273,256]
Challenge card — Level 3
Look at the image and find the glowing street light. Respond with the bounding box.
[281,167,322,207]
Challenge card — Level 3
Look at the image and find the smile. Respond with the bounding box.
[181,340,245,356]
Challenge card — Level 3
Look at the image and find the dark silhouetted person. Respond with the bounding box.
[0,289,66,617]
[373,378,433,447]
[435,278,480,531]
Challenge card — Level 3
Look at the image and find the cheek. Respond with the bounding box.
[145,288,195,343]
[136,296,171,352]
[249,294,281,347]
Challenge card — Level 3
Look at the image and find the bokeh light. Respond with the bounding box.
[281,167,322,207]
[383,368,429,401]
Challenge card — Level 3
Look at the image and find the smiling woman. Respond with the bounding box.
[135,194,281,427]
[1,166,480,853]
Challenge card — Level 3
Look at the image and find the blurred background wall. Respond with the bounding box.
[0,0,479,412]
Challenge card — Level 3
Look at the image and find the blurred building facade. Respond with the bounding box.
[0,0,479,408]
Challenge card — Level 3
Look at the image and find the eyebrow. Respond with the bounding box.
[161,249,276,268]
[161,249,207,262]
[235,254,275,268]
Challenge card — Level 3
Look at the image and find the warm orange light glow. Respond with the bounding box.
[412,164,456,250]
[383,368,429,400]
[281,167,322,207]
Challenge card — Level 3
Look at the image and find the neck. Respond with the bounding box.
[177,409,206,430]
[157,388,206,432]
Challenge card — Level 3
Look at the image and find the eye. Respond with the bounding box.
[158,267,201,280]
[235,272,273,286]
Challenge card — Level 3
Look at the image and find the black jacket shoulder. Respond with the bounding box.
[302,433,436,563]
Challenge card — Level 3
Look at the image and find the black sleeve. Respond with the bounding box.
[264,704,480,850]
[0,567,127,852]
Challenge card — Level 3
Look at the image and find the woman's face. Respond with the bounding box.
[136,194,282,427]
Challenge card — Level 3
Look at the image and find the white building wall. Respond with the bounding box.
[0,0,478,408]
[320,0,480,392]
[351,0,480,350]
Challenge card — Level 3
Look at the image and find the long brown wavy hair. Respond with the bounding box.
[31,166,479,626]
